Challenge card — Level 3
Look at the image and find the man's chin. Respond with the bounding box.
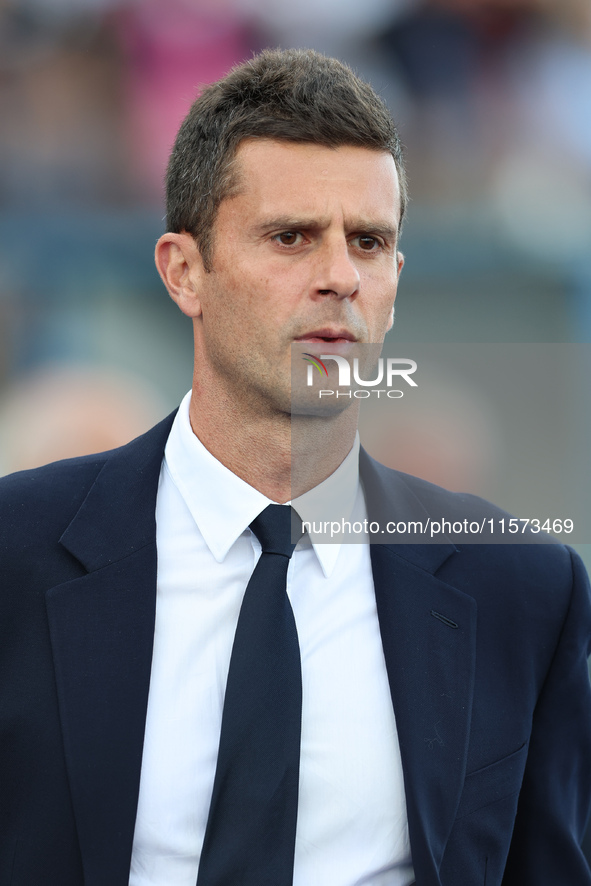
[289,393,355,418]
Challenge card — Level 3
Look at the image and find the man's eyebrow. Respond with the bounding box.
[252,216,328,234]
[351,220,399,240]
[252,216,399,239]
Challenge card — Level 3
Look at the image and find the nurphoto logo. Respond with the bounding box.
[302,353,418,399]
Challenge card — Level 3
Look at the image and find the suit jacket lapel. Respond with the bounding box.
[45,411,176,886]
[360,450,478,884]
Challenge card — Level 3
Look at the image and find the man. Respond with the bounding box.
[1,49,590,886]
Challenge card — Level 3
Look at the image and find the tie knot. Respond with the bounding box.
[249,504,303,558]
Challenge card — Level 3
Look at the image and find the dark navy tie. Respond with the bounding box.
[196,504,303,886]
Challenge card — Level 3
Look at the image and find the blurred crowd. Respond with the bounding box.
[1,0,590,207]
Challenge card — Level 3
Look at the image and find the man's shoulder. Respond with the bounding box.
[0,456,117,603]
[362,447,566,541]
[361,449,514,524]
[0,410,177,544]
[0,453,110,526]
[361,448,584,598]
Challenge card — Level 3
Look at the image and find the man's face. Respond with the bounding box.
[190,138,404,416]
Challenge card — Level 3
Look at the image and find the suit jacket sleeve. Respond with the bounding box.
[502,547,591,884]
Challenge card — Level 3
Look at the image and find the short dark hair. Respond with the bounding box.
[166,48,408,270]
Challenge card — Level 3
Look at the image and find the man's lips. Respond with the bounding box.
[295,329,357,343]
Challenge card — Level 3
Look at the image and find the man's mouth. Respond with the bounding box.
[295,329,357,345]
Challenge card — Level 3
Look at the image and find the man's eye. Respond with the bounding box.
[274,231,302,246]
[355,235,380,251]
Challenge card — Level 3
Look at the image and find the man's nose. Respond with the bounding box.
[312,240,360,300]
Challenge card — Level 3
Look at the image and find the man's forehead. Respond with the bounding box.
[234,137,397,179]
[231,138,401,224]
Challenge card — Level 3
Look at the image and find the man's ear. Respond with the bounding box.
[154,232,205,318]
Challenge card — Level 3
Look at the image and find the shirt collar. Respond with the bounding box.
[163,392,361,577]
[291,437,361,577]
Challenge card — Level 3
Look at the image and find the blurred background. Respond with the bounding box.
[1,0,590,544]
[0,0,590,855]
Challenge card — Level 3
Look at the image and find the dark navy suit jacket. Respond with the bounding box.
[1,411,591,886]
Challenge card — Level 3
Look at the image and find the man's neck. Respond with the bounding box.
[188,388,359,503]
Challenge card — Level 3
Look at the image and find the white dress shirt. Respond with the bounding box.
[129,392,414,886]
